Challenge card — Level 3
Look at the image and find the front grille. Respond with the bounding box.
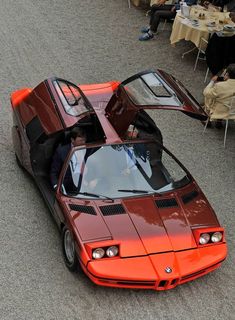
[155,198,178,208]
[182,190,199,204]
[116,281,155,287]
[69,204,96,215]
[158,280,168,288]
[181,268,207,281]
[99,204,126,216]
[181,261,222,281]
[170,278,178,285]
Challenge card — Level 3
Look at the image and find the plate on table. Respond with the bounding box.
[191,19,199,26]
[206,22,216,27]
[216,31,235,37]
[208,27,216,32]
[223,24,235,31]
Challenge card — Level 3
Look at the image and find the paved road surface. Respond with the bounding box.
[0,1,234,319]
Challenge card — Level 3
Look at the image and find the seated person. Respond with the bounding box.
[227,0,235,11]
[202,0,222,10]
[139,0,197,41]
[230,11,235,21]
[50,127,86,190]
[203,63,235,125]
[202,0,235,11]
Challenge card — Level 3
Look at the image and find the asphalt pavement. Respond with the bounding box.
[0,1,234,319]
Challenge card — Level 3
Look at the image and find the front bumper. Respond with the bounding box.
[84,243,227,290]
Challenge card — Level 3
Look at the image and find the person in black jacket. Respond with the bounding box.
[202,0,235,11]
[50,127,86,190]
[230,11,235,21]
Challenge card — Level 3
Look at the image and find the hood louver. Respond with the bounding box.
[69,204,96,215]
[155,198,178,208]
[182,190,199,204]
[99,204,126,216]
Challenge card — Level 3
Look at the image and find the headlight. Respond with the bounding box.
[211,232,223,243]
[199,233,210,245]
[106,246,118,258]
[92,248,105,259]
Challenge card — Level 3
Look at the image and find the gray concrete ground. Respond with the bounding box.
[0,1,234,319]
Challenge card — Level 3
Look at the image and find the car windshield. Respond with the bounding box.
[61,142,190,199]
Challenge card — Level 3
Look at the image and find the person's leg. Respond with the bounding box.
[150,6,175,33]
[139,5,175,41]
[141,4,173,33]
[149,4,173,26]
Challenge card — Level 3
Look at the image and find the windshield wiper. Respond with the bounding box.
[66,191,114,202]
[118,189,162,196]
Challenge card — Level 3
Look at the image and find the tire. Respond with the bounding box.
[62,226,79,272]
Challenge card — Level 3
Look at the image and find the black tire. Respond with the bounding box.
[62,226,79,272]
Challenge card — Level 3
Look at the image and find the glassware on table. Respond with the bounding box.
[224,17,230,24]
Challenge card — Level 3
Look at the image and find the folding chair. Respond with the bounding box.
[203,96,235,147]
[194,37,210,83]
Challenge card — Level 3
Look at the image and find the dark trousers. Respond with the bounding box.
[149,4,176,32]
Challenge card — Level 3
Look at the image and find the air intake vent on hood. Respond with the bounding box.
[69,204,96,215]
[155,198,178,208]
[99,204,126,216]
[182,190,199,204]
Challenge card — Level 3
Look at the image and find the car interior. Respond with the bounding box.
[24,108,163,210]
[27,114,105,209]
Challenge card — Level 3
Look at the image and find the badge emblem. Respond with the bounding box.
[165,266,172,273]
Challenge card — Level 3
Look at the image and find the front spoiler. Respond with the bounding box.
[83,244,227,290]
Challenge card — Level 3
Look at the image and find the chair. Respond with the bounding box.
[161,0,175,30]
[203,96,235,147]
[127,0,131,8]
[194,37,210,83]
[161,18,174,31]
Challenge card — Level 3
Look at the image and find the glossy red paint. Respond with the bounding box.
[192,227,225,246]
[11,70,227,291]
[85,244,226,290]
[79,81,122,144]
[11,82,64,133]
[57,184,227,291]
[62,189,223,254]
[79,81,120,104]
[11,88,32,109]
[105,70,208,137]
[176,183,220,226]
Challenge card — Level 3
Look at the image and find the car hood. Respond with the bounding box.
[67,186,219,258]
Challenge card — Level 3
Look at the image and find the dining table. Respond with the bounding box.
[170,5,235,50]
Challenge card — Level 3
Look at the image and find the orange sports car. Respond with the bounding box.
[11,70,227,290]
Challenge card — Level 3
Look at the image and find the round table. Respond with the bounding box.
[170,7,233,48]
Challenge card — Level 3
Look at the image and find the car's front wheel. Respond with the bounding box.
[62,226,79,272]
